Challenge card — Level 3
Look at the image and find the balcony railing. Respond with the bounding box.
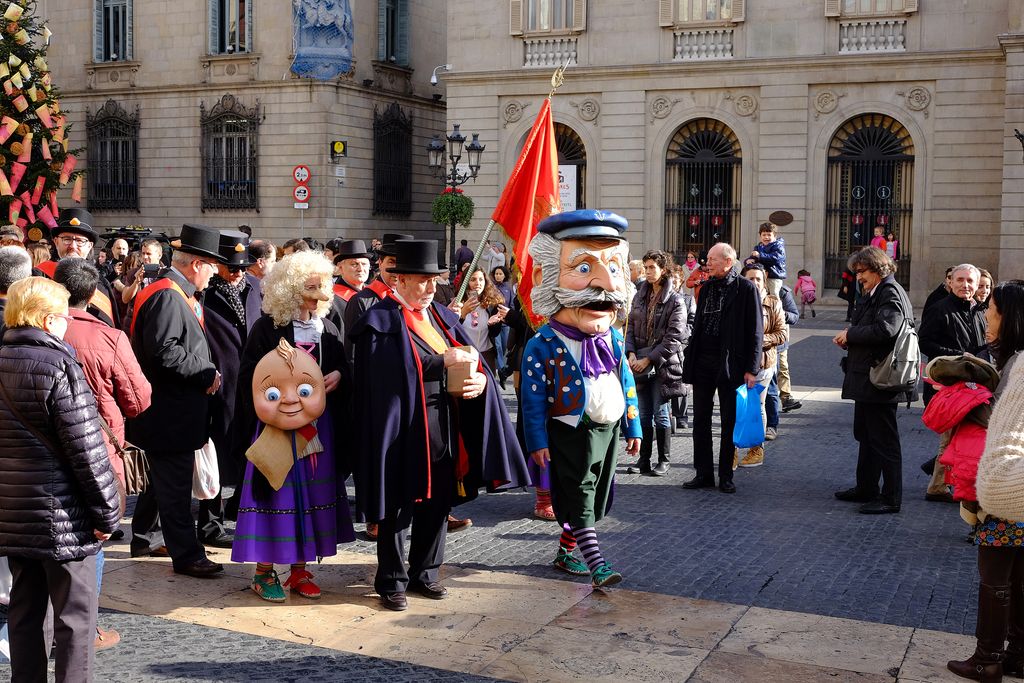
[673,28,734,61]
[839,19,906,53]
[522,36,577,68]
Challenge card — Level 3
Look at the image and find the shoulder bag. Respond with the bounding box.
[97,416,149,497]
[869,286,920,392]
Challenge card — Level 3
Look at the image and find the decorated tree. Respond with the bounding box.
[0,0,82,242]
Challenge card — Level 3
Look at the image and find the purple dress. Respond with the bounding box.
[231,400,355,565]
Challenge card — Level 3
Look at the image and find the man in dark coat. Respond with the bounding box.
[342,232,413,362]
[327,238,371,337]
[921,266,954,321]
[681,242,763,494]
[350,239,528,612]
[201,231,263,534]
[917,263,987,500]
[128,224,225,578]
[833,252,916,514]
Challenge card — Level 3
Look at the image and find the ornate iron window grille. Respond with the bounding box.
[824,113,914,290]
[86,99,140,212]
[664,118,742,259]
[201,94,260,211]
[372,102,412,217]
[555,122,586,210]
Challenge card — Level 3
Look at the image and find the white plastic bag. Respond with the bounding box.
[192,439,220,500]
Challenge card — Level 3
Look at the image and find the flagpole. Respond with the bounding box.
[453,57,572,306]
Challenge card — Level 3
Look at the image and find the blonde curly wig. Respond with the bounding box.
[261,251,334,327]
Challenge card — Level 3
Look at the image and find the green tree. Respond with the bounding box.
[0,0,83,241]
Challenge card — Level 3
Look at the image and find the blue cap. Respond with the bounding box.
[536,209,628,241]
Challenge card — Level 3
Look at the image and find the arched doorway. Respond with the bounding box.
[555,123,586,210]
[664,118,742,259]
[824,113,914,289]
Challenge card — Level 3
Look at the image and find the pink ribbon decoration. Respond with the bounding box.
[16,134,31,163]
[30,175,45,205]
[8,162,26,193]
[18,192,35,224]
[12,95,28,112]
[35,104,52,129]
[36,205,57,229]
[71,175,82,203]
[0,115,18,143]
[0,169,12,196]
[8,198,20,224]
[58,154,76,185]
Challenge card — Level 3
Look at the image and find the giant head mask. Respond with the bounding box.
[528,210,630,336]
[252,338,326,431]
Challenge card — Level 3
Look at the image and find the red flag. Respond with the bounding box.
[491,98,560,328]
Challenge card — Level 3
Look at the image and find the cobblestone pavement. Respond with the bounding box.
[0,308,980,682]
[345,308,979,635]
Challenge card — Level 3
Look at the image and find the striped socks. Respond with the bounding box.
[571,526,605,572]
[559,524,577,554]
[536,489,552,509]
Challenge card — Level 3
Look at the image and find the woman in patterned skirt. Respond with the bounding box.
[231,251,356,602]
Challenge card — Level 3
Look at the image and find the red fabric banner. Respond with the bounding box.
[491,98,560,328]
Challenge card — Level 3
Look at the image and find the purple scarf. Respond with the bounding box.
[547,318,618,379]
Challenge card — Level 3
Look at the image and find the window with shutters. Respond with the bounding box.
[200,95,260,211]
[831,0,917,16]
[373,103,412,217]
[660,0,745,26]
[86,100,139,211]
[93,0,132,63]
[209,0,252,55]
[378,0,409,65]
[511,0,586,36]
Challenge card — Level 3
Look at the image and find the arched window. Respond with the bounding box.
[200,94,260,211]
[824,113,914,289]
[664,118,741,258]
[555,123,585,210]
[86,99,139,211]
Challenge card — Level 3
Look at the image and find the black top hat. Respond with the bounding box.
[217,229,255,268]
[169,224,222,261]
[390,239,445,276]
[332,239,371,263]
[53,207,98,243]
[378,233,415,257]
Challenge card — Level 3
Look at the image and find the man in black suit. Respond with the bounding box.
[128,224,224,578]
[342,232,413,361]
[202,230,264,533]
[681,243,764,494]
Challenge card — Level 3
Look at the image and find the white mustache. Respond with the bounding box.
[552,286,627,309]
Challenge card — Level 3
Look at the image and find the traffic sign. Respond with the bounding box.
[293,185,310,202]
[294,202,309,210]
[292,165,311,184]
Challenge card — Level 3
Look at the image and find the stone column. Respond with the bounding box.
[998,33,1024,280]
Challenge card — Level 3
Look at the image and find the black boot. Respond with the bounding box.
[651,427,670,476]
[628,423,653,474]
[948,582,1009,682]
[1004,580,1024,678]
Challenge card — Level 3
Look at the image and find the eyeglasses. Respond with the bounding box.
[58,236,91,247]
[227,265,245,273]
[853,268,870,275]
[49,313,73,324]
[193,259,218,271]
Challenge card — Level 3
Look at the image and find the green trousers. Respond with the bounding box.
[548,419,620,529]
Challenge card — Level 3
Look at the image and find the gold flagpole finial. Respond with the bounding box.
[548,56,572,98]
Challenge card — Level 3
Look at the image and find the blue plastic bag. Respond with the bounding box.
[733,383,767,448]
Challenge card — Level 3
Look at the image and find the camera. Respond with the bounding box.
[143,263,161,277]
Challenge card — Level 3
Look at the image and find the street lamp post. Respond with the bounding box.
[426,124,485,268]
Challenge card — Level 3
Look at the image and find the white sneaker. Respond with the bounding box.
[765,427,777,441]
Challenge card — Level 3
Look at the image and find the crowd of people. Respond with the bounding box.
[0,208,1022,683]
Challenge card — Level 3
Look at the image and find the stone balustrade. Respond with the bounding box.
[839,18,907,53]
[673,28,734,61]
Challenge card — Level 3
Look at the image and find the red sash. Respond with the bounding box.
[130,278,203,337]
[36,260,57,278]
[333,283,358,302]
[367,278,390,300]
[39,260,113,322]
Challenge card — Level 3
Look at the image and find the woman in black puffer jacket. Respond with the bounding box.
[0,276,120,683]
[626,250,689,476]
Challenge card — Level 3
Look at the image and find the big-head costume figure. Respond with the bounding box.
[520,209,642,587]
[350,238,529,612]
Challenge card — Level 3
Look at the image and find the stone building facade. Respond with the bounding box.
[444,0,1024,298]
[43,0,448,245]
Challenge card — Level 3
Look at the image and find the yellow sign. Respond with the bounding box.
[330,140,347,159]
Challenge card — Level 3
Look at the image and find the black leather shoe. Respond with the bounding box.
[200,531,234,549]
[409,581,448,600]
[859,498,901,514]
[380,592,408,611]
[650,462,670,476]
[173,558,224,578]
[781,398,803,412]
[719,481,737,494]
[834,487,874,503]
[682,475,715,489]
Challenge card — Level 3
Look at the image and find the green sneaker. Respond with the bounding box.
[553,552,589,576]
[591,563,622,588]
[251,569,287,603]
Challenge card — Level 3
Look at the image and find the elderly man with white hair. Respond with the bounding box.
[0,245,32,321]
[918,262,989,501]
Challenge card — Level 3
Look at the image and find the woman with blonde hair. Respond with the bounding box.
[232,251,355,602]
[0,277,120,682]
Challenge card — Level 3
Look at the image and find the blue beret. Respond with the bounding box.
[537,209,628,241]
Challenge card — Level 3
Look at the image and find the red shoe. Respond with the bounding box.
[284,568,321,599]
[447,515,472,533]
[94,626,121,651]
[533,505,556,521]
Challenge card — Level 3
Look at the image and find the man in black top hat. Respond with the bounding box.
[350,239,528,611]
[202,230,264,531]
[342,232,413,362]
[327,238,371,337]
[128,223,225,578]
[37,207,119,327]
